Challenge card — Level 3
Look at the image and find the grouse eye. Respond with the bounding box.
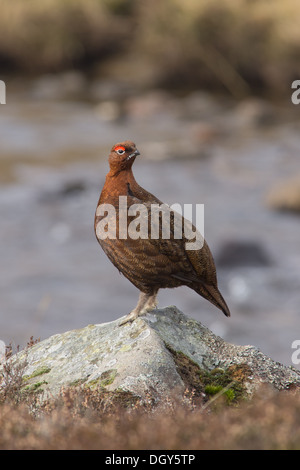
[115,146,126,155]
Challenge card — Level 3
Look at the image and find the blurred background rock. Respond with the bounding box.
[0,0,299,367]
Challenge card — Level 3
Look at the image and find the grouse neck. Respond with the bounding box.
[105,167,140,196]
[108,167,136,183]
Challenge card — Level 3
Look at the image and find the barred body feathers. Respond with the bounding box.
[95,141,230,324]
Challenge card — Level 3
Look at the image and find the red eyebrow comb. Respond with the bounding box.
[115,145,125,152]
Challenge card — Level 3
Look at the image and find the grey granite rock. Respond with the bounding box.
[2,307,299,404]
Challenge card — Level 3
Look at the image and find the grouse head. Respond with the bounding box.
[109,141,140,174]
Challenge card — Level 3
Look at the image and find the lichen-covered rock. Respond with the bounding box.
[2,307,299,405]
[145,308,300,395]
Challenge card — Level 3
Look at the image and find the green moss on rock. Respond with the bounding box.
[22,366,51,382]
[167,346,251,407]
[199,364,251,404]
[23,380,48,393]
[100,369,118,387]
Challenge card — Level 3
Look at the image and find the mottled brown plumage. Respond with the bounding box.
[95,140,230,324]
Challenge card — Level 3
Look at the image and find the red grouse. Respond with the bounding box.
[95,140,230,324]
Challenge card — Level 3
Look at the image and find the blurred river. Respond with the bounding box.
[0,74,299,368]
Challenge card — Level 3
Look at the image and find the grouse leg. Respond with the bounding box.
[143,291,158,311]
[119,291,158,326]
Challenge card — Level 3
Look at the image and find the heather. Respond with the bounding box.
[1,371,300,450]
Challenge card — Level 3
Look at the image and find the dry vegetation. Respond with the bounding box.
[1,0,300,96]
[0,384,300,450]
[0,344,300,450]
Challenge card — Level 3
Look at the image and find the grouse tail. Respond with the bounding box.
[194,283,231,317]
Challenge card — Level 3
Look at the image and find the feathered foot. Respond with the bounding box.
[119,291,158,326]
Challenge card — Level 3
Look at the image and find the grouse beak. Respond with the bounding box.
[128,148,140,160]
